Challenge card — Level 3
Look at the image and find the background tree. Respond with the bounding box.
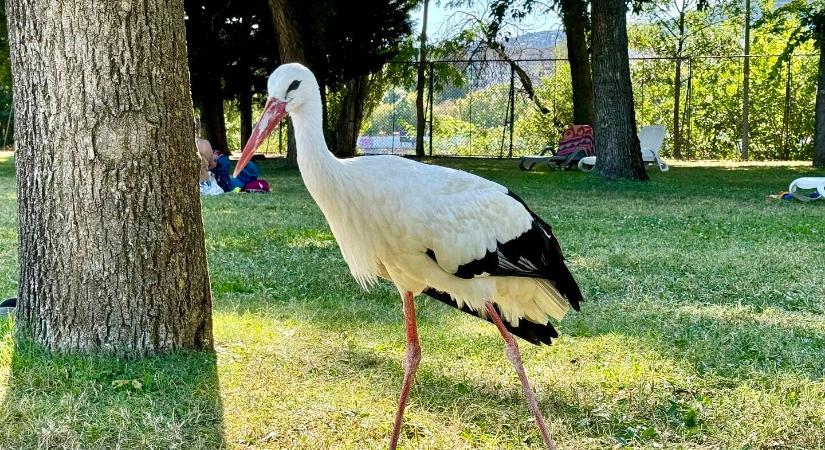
[591,0,648,179]
[0,0,13,146]
[559,0,594,125]
[761,0,825,167]
[268,0,417,158]
[442,2,552,115]
[7,0,213,354]
[267,0,310,165]
[450,0,593,123]
[630,0,737,158]
[185,0,230,151]
[185,0,277,153]
[219,2,279,147]
[317,0,418,157]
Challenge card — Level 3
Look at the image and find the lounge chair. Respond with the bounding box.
[577,125,670,172]
[519,125,595,171]
[788,177,825,202]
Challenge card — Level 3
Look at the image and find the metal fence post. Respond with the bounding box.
[429,61,434,157]
[782,54,792,159]
[508,65,515,158]
[685,58,693,157]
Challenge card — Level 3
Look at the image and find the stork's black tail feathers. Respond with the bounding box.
[423,288,559,345]
[547,234,583,312]
[422,190,583,346]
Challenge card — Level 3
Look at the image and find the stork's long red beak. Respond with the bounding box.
[234,97,288,177]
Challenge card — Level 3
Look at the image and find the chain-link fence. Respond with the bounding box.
[359,54,818,160]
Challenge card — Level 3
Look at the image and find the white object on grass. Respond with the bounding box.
[789,177,825,202]
[199,173,224,196]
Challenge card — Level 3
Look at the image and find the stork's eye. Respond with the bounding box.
[286,80,301,96]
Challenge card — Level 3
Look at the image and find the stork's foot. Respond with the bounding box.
[389,292,421,450]
[485,301,556,450]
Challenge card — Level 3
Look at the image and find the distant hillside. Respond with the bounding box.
[501,30,566,59]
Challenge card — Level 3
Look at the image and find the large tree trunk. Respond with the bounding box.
[269,0,307,166]
[591,0,648,180]
[334,76,369,158]
[560,0,594,125]
[814,39,825,168]
[7,0,213,355]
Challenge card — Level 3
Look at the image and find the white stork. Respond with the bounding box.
[233,63,583,450]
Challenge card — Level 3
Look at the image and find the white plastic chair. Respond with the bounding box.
[578,125,670,172]
[789,177,825,202]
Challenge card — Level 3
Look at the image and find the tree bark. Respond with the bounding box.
[591,0,648,180]
[269,0,308,166]
[560,0,594,125]
[239,77,253,149]
[185,0,229,153]
[815,39,825,168]
[415,0,429,157]
[237,9,254,150]
[199,92,228,152]
[334,76,369,158]
[7,0,213,355]
[489,45,550,114]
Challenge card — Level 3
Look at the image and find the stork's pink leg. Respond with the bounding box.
[485,301,557,450]
[389,291,421,450]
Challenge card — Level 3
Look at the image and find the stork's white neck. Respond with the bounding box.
[289,97,345,202]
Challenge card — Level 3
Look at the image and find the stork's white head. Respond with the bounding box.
[234,63,319,177]
[266,63,318,111]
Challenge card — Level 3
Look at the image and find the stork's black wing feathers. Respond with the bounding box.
[422,190,583,346]
[426,190,582,310]
[423,287,558,345]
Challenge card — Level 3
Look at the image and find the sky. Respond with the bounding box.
[410,1,563,42]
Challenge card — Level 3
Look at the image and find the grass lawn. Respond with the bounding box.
[0,155,823,449]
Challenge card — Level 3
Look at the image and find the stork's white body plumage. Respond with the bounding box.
[295,117,571,326]
[237,64,582,450]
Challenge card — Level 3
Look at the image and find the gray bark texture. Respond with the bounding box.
[334,76,369,158]
[814,40,825,168]
[560,0,594,126]
[591,0,649,180]
[8,0,214,355]
[269,0,306,166]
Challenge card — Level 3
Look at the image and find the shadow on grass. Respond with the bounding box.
[293,334,716,448]
[0,322,225,448]
[479,163,824,199]
[340,347,594,447]
[218,273,825,385]
[0,155,14,180]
